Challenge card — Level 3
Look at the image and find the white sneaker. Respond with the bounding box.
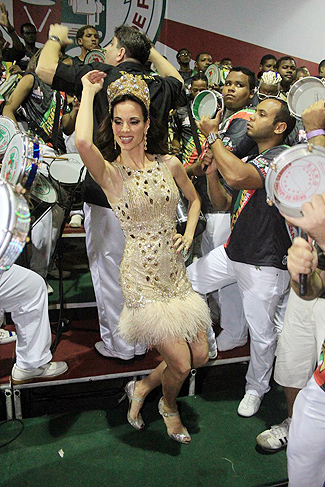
[11,361,68,384]
[237,392,262,417]
[0,328,17,344]
[208,349,218,360]
[69,214,83,228]
[256,418,291,451]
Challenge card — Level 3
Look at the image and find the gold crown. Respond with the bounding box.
[107,73,150,112]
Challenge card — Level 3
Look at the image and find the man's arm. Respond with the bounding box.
[36,24,72,85]
[197,114,263,189]
[301,100,325,147]
[200,148,232,211]
[149,47,184,85]
[2,74,34,125]
[0,3,24,53]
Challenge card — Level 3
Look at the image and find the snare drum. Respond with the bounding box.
[192,90,224,121]
[49,153,85,186]
[0,178,30,272]
[0,133,42,189]
[0,116,19,160]
[49,153,86,209]
[287,76,325,119]
[265,144,325,217]
[205,64,220,86]
[84,49,106,64]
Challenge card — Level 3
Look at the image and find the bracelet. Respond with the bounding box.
[48,35,62,45]
[306,129,325,140]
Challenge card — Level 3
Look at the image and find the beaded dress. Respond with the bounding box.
[110,156,211,347]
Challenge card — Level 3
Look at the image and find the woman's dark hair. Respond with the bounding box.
[96,93,168,161]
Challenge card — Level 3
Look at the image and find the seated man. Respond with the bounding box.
[188,98,296,417]
[1,263,68,382]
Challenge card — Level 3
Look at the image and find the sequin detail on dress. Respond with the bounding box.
[110,156,211,346]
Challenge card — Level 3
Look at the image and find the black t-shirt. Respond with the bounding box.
[52,60,182,207]
[225,145,293,270]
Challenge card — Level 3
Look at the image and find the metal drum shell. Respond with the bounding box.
[287,76,325,120]
[265,144,325,218]
[0,178,30,271]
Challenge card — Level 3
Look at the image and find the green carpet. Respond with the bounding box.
[1,385,288,487]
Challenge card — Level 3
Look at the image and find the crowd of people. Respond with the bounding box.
[0,8,324,485]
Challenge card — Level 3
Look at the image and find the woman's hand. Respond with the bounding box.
[81,70,106,93]
[173,233,192,254]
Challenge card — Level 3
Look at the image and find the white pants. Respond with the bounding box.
[187,245,290,397]
[0,264,52,369]
[201,213,248,351]
[287,375,325,487]
[275,290,325,389]
[83,203,146,359]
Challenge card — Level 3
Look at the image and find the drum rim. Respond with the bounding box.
[287,76,325,119]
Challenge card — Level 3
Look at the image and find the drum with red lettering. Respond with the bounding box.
[265,144,325,217]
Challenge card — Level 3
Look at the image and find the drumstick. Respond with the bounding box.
[298,227,308,297]
[43,156,69,160]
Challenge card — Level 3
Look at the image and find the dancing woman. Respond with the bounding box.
[75,70,211,444]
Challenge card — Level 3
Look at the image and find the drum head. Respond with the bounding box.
[192,90,223,121]
[49,153,85,185]
[265,144,325,217]
[84,49,106,64]
[0,133,25,184]
[287,76,325,119]
[31,173,57,204]
[205,64,220,86]
[0,116,17,156]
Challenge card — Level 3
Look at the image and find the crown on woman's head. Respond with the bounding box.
[107,73,150,111]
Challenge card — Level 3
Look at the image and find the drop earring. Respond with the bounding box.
[144,132,147,151]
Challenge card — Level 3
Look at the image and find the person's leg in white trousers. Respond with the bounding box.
[0,265,52,369]
[84,203,146,359]
[287,375,325,487]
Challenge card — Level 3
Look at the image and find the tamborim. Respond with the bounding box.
[0,133,42,190]
[205,64,220,86]
[192,90,224,121]
[0,178,30,272]
[265,144,325,217]
[0,115,19,160]
[176,192,206,238]
[287,76,325,119]
[84,49,106,64]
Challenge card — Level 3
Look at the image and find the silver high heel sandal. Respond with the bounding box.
[124,380,145,430]
[158,397,191,444]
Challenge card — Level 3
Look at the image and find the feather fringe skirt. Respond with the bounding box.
[117,290,211,347]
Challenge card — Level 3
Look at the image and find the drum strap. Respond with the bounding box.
[51,90,62,151]
[187,102,202,156]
